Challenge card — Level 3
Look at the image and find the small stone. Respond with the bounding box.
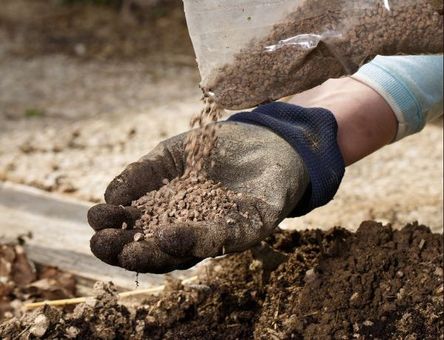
[226,217,236,225]
[363,320,374,327]
[304,268,316,283]
[85,297,97,307]
[160,213,169,224]
[66,326,80,339]
[29,314,49,337]
[74,43,86,56]
[134,233,144,242]
[350,292,359,302]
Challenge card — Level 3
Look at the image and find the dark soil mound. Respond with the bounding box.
[1,221,442,339]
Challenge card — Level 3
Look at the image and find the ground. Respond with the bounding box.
[1,222,443,339]
[0,0,442,234]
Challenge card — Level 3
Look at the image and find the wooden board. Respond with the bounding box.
[0,181,197,289]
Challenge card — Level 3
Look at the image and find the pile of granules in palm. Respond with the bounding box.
[131,172,248,240]
[130,93,235,241]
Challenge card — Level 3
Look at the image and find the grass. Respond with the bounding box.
[24,108,45,118]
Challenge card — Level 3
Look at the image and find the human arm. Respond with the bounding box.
[290,55,443,165]
[87,55,443,273]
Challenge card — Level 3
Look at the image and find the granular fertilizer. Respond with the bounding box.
[131,174,252,241]
[204,0,443,109]
[184,96,224,174]
[127,90,238,240]
[126,0,443,238]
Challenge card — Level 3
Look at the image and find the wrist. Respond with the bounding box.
[228,102,345,216]
[290,77,398,166]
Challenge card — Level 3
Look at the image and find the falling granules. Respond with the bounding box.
[131,173,252,240]
[127,92,240,241]
[184,95,224,174]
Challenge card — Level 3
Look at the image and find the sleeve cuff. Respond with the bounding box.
[352,61,424,142]
[228,102,345,217]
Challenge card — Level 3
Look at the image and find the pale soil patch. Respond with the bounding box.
[0,0,441,233]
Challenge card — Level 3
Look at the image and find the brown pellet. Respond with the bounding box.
[131,174,247,239]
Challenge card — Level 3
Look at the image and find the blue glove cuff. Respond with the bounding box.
[228,102,345,217]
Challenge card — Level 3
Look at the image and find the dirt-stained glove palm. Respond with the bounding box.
[87,122,309,273]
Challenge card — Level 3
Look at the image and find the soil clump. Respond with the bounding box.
[1,221,442,339]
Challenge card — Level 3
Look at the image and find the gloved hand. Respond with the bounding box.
[87,103,345,273]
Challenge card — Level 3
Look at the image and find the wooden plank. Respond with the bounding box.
[0,181,197,289]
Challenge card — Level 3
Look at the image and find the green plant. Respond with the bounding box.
[24,108,45,118]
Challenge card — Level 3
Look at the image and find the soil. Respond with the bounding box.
[1,221,442,339]
[204,0,443,109]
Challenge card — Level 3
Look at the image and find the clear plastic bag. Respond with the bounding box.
[183,0,443,109]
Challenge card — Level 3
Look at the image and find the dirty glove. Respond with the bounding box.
[87,102,345,273]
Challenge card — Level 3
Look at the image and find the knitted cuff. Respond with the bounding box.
[228,102,345,217]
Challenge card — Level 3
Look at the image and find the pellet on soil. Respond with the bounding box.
[131,172,245,240]
[203,0,443,109]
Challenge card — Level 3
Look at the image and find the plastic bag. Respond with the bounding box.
[183,0,443,110]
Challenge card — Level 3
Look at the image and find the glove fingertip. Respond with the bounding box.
[90,229,137,266]
[87,204,141,231]
[118,240,185,274]
[104,180,133,206]
[154,224,196,258]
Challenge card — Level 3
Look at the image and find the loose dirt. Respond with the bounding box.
[205,0,443,109]
[1,221,442,339]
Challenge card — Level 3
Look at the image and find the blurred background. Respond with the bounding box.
[0,0,442,232]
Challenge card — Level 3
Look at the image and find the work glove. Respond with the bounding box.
[87,102,345,273]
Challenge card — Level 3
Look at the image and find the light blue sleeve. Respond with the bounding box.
[352,55,443,141]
